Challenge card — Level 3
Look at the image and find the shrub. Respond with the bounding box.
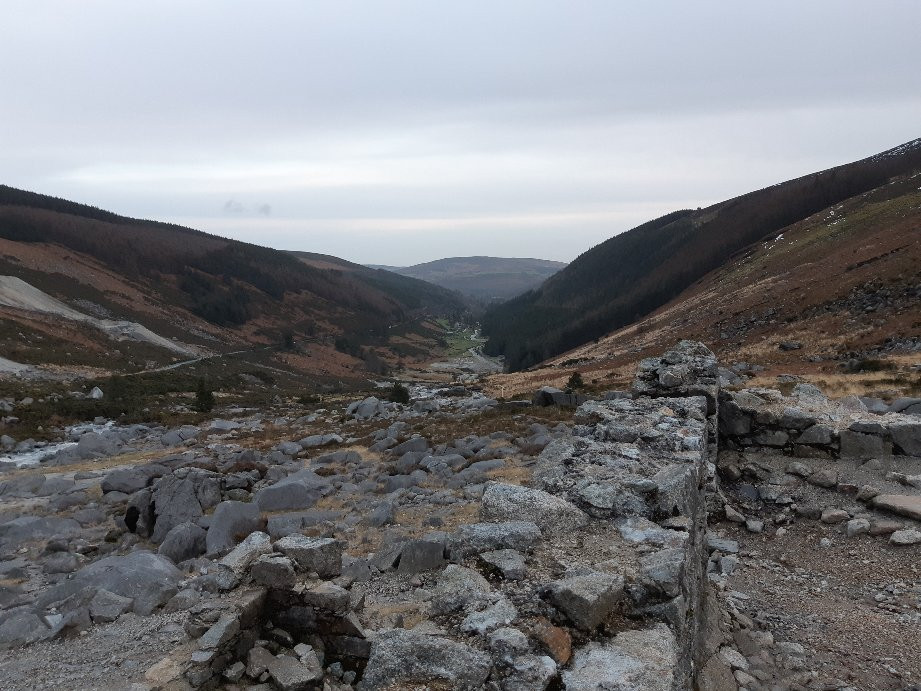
[566,371,584,390]
[387,382,410,404]
[194,378,215,412]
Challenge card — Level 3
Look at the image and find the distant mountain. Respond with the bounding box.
[379,256,567,301]
[482,138,921,371]
[289,251,468,315]
[0,186,468,381]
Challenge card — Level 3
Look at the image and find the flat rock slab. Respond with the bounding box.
[872,494,921,521]
[480,481,588,531]
[562,623,677,691]
[358,628,492,691]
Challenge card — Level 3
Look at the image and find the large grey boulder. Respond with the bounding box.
[298,433,342,449]
[73,432,119,459]
[0,475,47,498]
[638,548,686,598]
[481,482,588,531]
[0,609,52,649]
[250,555,296,590]
[532,386,588,408]
[718,399,751,436]
[562,624,677,691]
[254,469,329,512]
[158,522,207,564]
[0,516,82,547]
[796,424,834,446]
[219,531,273,575]
[430,564,495,615]
[273,535,343,578]
[151,475,203,543]
[358,628,492,691]
[206,501,262,553]
[37,551,181,615]
[101,464,168,494]
[890,422,921,456]
[890,397,921,415]
[840,430,891,459]
[267,652,324,689]
[447,521,542,561]
[88,589,134,623]
[347,396,384,420]
[396,539,446,574]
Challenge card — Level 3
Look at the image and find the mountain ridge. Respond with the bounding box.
[482,138,921,370]
[371,255,567,301]
[0,186,468,382]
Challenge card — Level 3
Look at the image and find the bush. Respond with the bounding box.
[566,371,584,390]
[387,382,410,404]
[194,378,215,412]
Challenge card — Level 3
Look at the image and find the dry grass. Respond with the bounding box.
[3,448,169,480]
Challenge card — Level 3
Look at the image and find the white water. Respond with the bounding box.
[0,421,115,468]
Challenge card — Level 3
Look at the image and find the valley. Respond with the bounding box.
[0,139,919,691]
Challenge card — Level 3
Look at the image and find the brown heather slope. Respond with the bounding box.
[485,168,921,399]
[0,187,467,382]
[482,138,921,371]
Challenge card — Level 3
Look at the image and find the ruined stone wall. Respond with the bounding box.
[142,341,725,690]
[719,386,921,460]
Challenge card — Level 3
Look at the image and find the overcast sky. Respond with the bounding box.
[2,1,919,265]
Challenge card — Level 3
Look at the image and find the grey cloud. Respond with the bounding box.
[1,1,919,265]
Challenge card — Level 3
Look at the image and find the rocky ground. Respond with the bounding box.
[707,451,921,691]
[0,342,918,690]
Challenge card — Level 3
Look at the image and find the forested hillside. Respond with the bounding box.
[482,139,921,370]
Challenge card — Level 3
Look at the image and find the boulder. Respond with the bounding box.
[796,425,834,446]
[396,539,446,574]
[890,529,921,545]
[274,535,343,578]
[37,551,181,615]
[447,521,542,560]
[391,436,430,455]
[546,571,624,631]
[206,501,262,553]
[298,433,343,449]
[460,597,518,635]
[88,589,134,623]
[890,422,921,456]
[718,400,751,436]
[0,610,51,649]
[0,516,82,547]
[890,397,921,415]
[347,397,384,420]
[74,432,119,459]
[358,629,492,691]
[431,564,494,615]
[275,441,302,457]
[255,469,329,512]
[101,464,168,494]
[219,531,273,575]
[267,653,323,690]
[638,548,686,598]
[480,549,527,580]
[840,430,891,459]
[158,522,207,563]
[251,555,297,589]
[481,482,588,531]
[562,624,677,691]
[151,475,203,543]
[871,494,921,520]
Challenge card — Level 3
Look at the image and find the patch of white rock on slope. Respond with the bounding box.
[0,275,197,356]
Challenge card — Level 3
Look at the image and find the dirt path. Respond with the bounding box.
[713,452,921,690]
